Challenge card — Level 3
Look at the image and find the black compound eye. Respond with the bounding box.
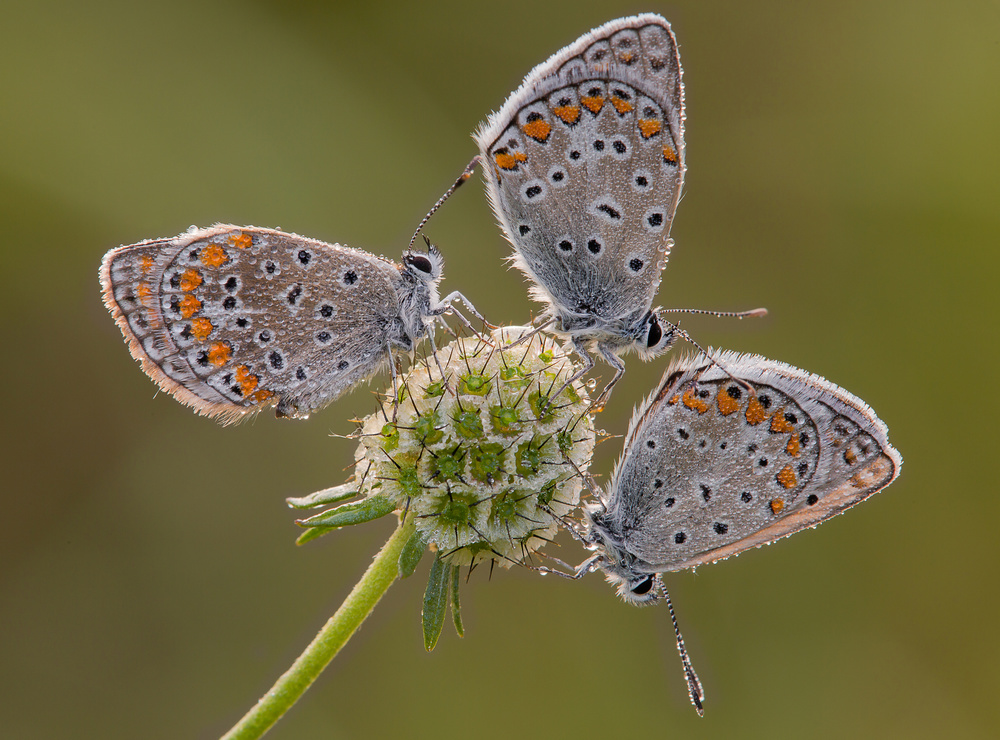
[405,254,434,274]
[630,576,655,596]
[646,315,663,348]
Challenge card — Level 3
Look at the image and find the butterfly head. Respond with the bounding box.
[403,239,444,285]
[596,559,660,605]
[586,505,660,605]
[634,309,677,361]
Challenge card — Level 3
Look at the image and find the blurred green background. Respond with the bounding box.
[2,0,997,737]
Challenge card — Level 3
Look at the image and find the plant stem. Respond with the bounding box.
[221,517,415,740]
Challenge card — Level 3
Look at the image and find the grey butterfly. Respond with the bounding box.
[571,350,902,712]
[474,14,686,408]
[100,224,480,424]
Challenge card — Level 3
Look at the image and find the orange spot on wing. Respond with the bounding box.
[786,434,801,457]
[716,388,740,415]
[139,255,155,274]
[581,95,604,114]
[250,389,274,404]
[745,396,768,425]
[135,282,153,305]
[494,150,526,170]
[179,268,203,292]
[190,317,213,341]
[638,119,662,138]
[521,118,552,142]
[662,145,678,165]
[844,447,857,465]
[228,233,252,249]
[178,293,201,318]
[770,499,785,514]
[682,388,710,414]
[668,394,680,405]
[553,105,581,124]
[776,465,797,489]
[494,152,516,170]
[200,243,229,268]
[207,341,231,367]
[235,365,259,395]
[770,410,795,434]
[610,95,634,114]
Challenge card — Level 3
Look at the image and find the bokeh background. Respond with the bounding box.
[2,1,997,737]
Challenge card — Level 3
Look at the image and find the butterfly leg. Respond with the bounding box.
[434,306,484,344]
[589,344,626,413]
[533,552,602,579]
[436,291,497,332]
[499,316,556,351]
[388,352,402,420]
[430,311,461,341]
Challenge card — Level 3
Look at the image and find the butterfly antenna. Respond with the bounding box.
[660,306,768,320]
[656,574,705,717]
[660,317,755,395]
[409,156,481,250]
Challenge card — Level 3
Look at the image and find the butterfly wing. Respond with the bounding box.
[475,15,684,329]
[604,350,902,572]
[100,225,405,423]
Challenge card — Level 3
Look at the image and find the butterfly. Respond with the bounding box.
[474,14,687,409]
[571,349,902,713]
[100,224,482,423]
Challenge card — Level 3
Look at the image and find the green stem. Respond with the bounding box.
[221,517,416,740]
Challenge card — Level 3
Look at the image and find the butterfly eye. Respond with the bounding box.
[630,575,655,596]
[646,315,663,348]
[404,254,434,274]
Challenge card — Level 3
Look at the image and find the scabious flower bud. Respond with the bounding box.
[291,327,595,569]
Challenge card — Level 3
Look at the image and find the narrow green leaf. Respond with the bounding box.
[294,525,336,546]
[397,529,429,579]
[286,483,359,509]
[296,494,394,529]
[422,556,451,651]
[450,563,464,638]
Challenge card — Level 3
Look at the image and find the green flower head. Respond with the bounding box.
[294,327,595,568]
